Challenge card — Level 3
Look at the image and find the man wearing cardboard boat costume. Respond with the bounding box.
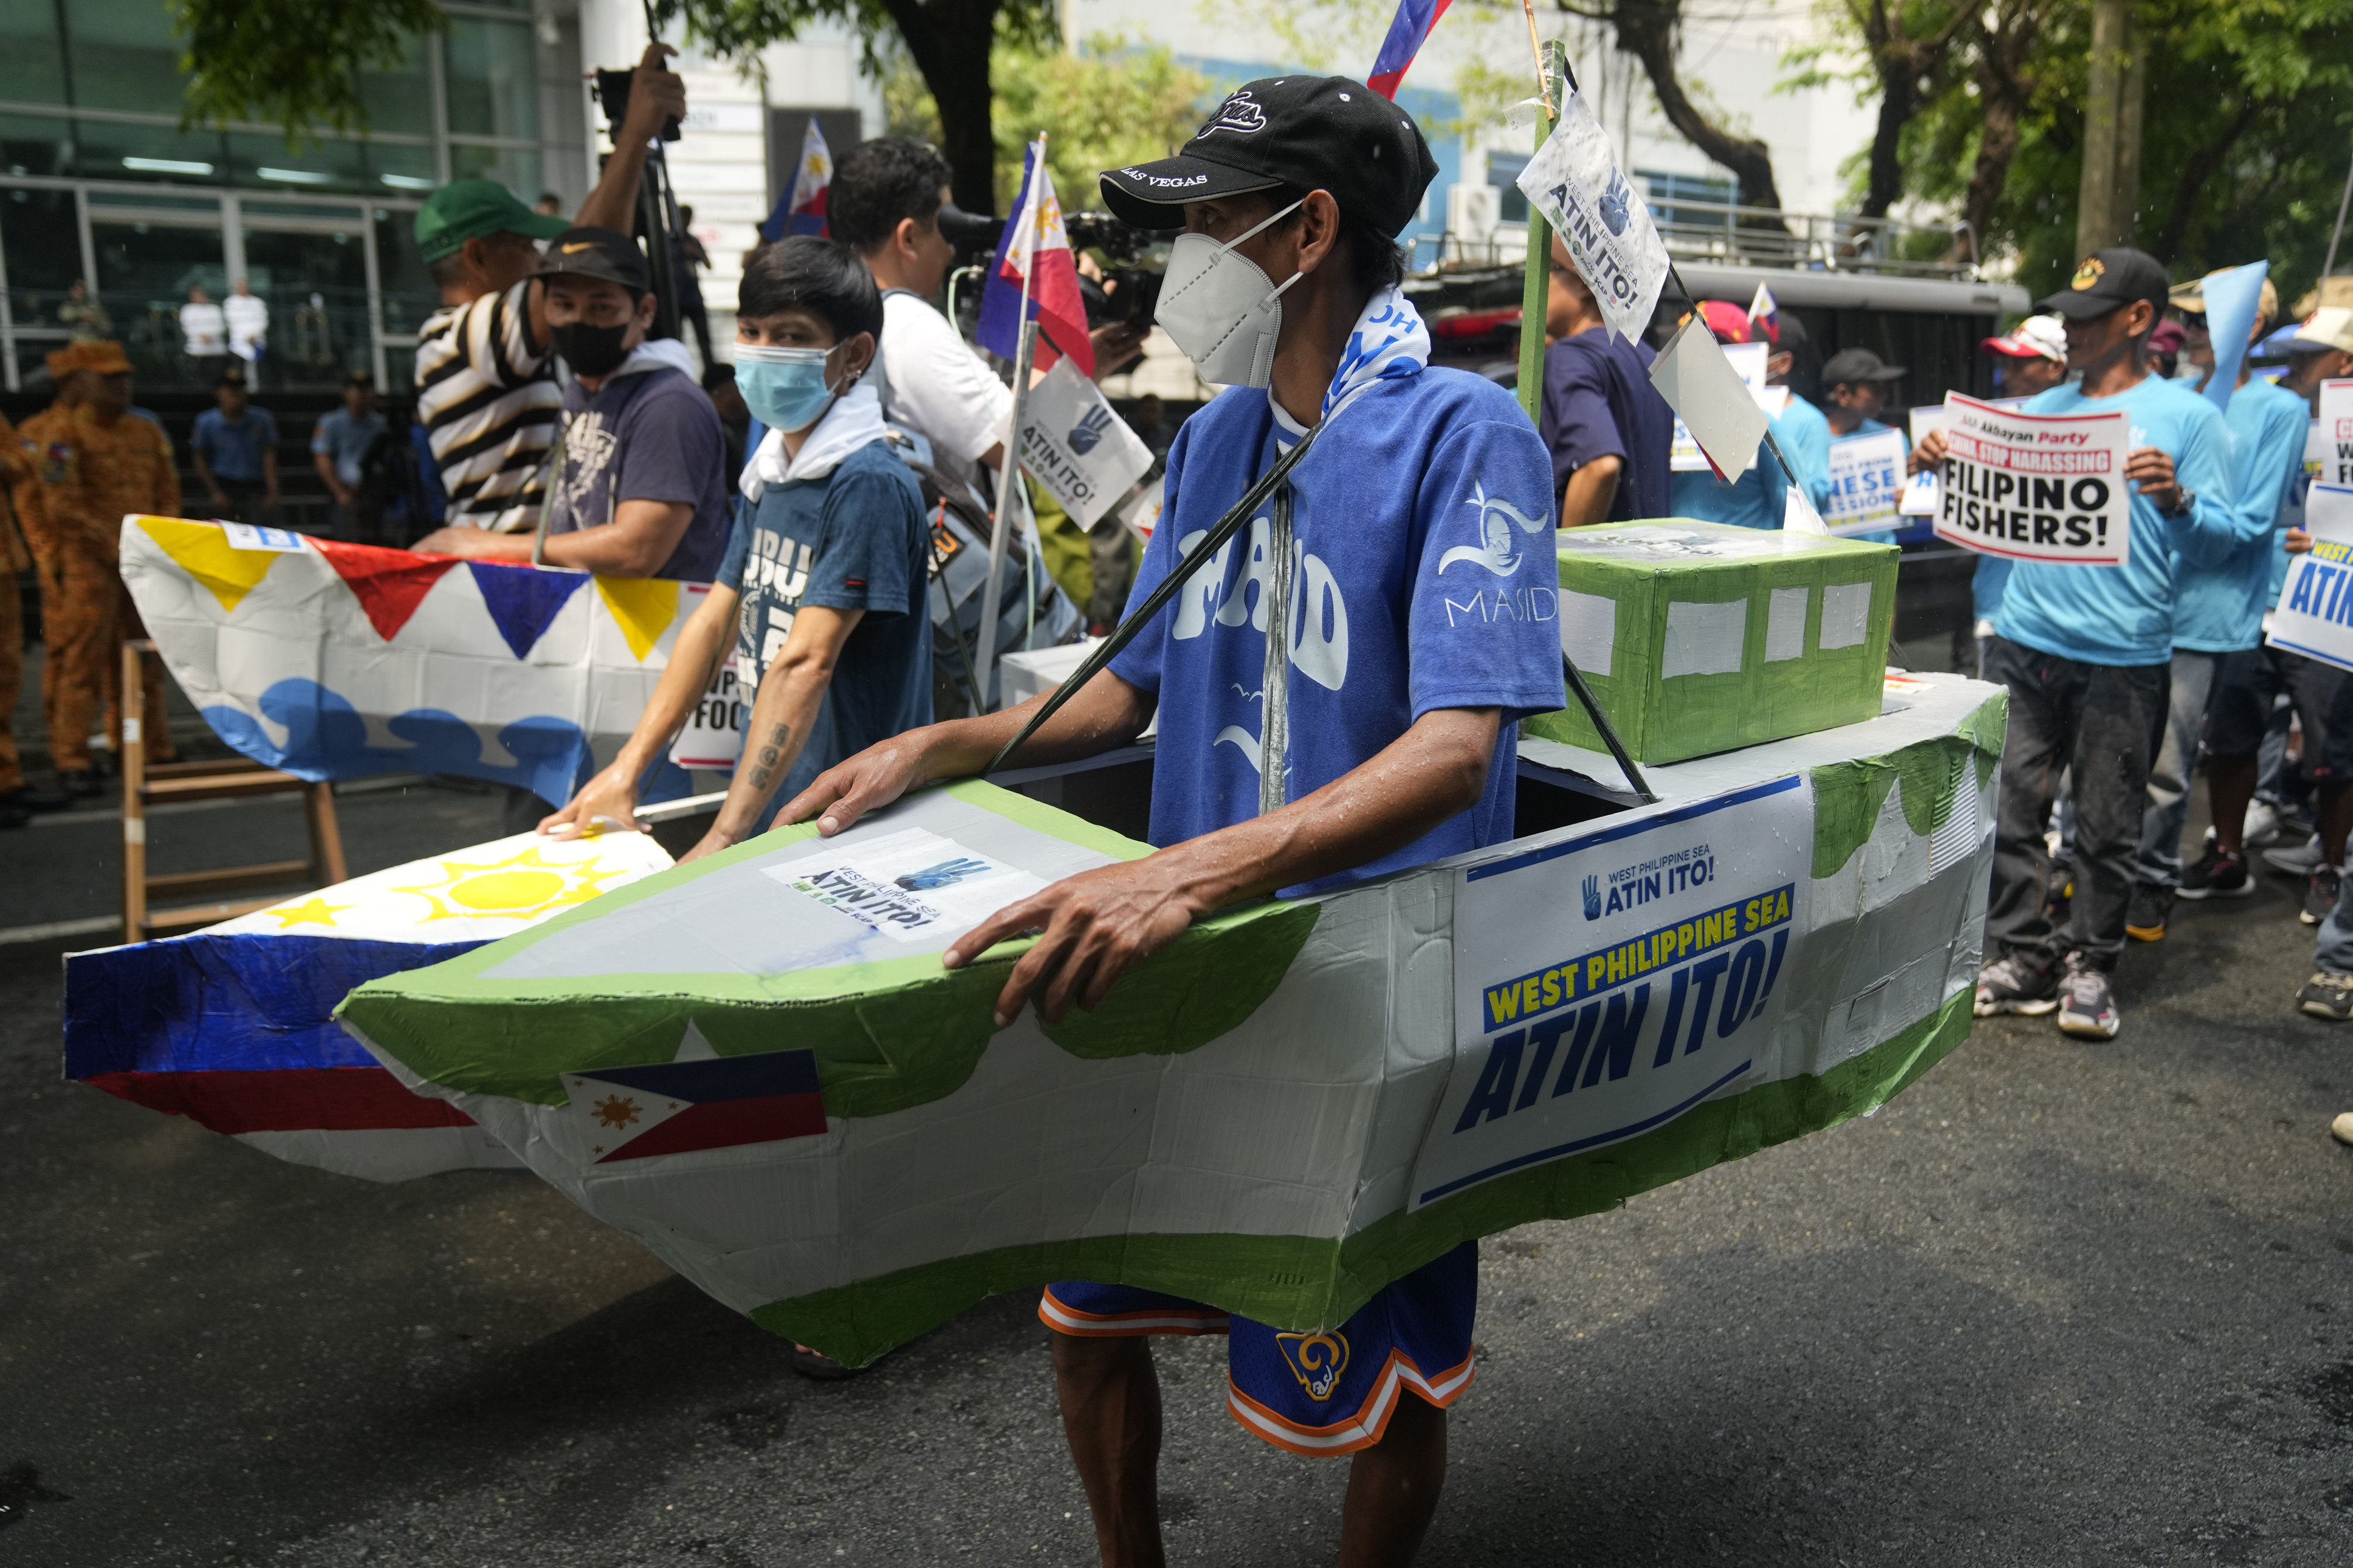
[787,78,1563,1568]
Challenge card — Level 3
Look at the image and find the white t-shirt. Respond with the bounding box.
[876,292,1013,494]
[225,292,269,351]
[180,301,226,357]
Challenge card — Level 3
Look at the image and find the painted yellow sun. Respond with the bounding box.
[392,844,630,923]
[591,1095,642,1129]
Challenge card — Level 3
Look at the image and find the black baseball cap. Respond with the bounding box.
[216,363,247,388]
[1099,77,1440,238]
[538,225,651,295]
[2038,247,2170,321]
[1821,347,1905,386]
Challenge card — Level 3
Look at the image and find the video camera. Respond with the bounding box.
[591,68,682,143]
[1065,212,1162,331]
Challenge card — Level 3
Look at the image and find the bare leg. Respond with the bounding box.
[1053,1333,1166,1568]
[1336,1392,1449,1568]
[2210,754,2259,856]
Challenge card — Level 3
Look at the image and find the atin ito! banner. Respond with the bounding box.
[1931,392,2130,566]
[1410,775,1812,1209]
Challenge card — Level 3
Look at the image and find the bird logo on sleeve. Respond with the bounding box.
[1438,482,1548,577]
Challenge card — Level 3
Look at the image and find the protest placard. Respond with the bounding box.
[1663,339,1770,474]
[2267,483,2353,673]
[1016,360,1155,529]
[2318,381,2353,487]
[1931,392,2131,566]
[1517,87,1672,344]
[1824,428,1906,535]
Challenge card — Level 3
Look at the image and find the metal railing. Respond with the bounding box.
[1412,200,1981,281]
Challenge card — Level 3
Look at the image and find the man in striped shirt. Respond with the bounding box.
[407,43,686,536]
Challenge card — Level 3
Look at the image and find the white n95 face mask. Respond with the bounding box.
[1153,199,1306,389]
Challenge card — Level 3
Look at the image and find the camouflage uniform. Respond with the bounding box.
[16,401,181,772]
[0,414,32,793]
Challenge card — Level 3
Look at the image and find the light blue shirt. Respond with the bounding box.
[2172,375,2307,651]
[1666,399,1832,530]
[1994,374,2239,668]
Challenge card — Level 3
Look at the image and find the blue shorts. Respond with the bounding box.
[1039,1241,1478,1456]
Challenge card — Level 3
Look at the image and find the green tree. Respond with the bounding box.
[884,33,1212,212]
[173,0,1057,214]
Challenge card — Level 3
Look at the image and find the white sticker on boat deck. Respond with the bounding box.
[766,827,1047,943]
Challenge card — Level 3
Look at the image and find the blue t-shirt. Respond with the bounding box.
[714,439,932,808]
[1539,327,1674,522]
[1993,374,2238,668]
[549,363,733,581]
[311,408,388,488]
[1664,400,1832,529]
[2172,375,2307,651]
[1108,370,1565,899]
[191,406,277,483]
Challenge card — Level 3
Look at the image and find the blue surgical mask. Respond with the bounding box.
[735,342,841,433]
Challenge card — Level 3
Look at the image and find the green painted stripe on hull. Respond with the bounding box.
[751,987,1976,1366]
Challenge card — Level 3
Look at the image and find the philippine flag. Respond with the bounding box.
[64,829,675,1183]
[976,143,1094,375]
[1367,0,1453,100]
[1747,281,1780,343]
[564,1044,828,1163]
[759,115,834,242]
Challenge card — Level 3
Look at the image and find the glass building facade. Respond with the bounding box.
[0,0,588,391]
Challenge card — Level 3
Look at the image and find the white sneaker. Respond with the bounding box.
[2332,1111,2353,1148]
[2266,832,2325,877]
[2243,799,2283,849]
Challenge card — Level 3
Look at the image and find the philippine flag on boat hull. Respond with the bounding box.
[64,828,675,1183]
[565,1046,828,1163]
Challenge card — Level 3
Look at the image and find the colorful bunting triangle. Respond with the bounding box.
[594,575,681,663]
[469,561,590,658]
[314,538,461,642]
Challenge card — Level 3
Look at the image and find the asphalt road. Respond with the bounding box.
[6,764,2353,1566]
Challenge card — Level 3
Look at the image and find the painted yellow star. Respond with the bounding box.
[391,844,630,923]
[267,896,351,929]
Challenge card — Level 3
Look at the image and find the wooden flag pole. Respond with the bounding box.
[1513,30,1563,427]
[975,135,1047,709]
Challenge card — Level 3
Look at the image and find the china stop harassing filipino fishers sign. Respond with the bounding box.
[1932,392,2131,566]
[1410,776,1812,1209]
[2318,381,2353,487]
[2267,484,2353,674]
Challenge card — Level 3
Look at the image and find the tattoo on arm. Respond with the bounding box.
[746,722,792,792]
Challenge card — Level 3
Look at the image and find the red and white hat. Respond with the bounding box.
[1982,313,2066,363]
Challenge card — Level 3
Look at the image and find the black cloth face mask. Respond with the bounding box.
[551,319,633,377]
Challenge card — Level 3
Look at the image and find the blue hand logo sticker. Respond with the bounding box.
[1581,873,1602,921]
[1069,405,1113,456]
[895,857,992,892]
[1599,171,1633,237]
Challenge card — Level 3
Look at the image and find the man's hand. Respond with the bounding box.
[943,852,1211,1025]
[1909,429,1948,474]
[678,826,732,866]
[2288,525,2314,555]
[617,43,685,146]
[538,758,647,840]
[777,730,941,838]
[2125,446,2180,513]
[1088,322,1149,382]
[410,526,521,560]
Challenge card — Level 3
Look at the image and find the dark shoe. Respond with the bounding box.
[57,770,102,800]
[2176,837,2253,901]
[2266,834,2324,877]
[2298,971,2353,1022]
[2126,882,2174,942]
[2055,954,2120,1040]
[788,1343,864,1381]
[1975,953,2058,1016]
[10,782,72,812]
[2302,864,2343,928]
[0,793,28,830]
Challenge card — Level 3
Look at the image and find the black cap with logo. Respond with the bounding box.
[537,225,651,295]
[1099,77,1440,238]
[2037,247,2170,321]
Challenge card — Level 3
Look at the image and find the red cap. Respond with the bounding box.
[1698,300,1760,343]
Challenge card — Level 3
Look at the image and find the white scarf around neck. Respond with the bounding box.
[740,382,888,502]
